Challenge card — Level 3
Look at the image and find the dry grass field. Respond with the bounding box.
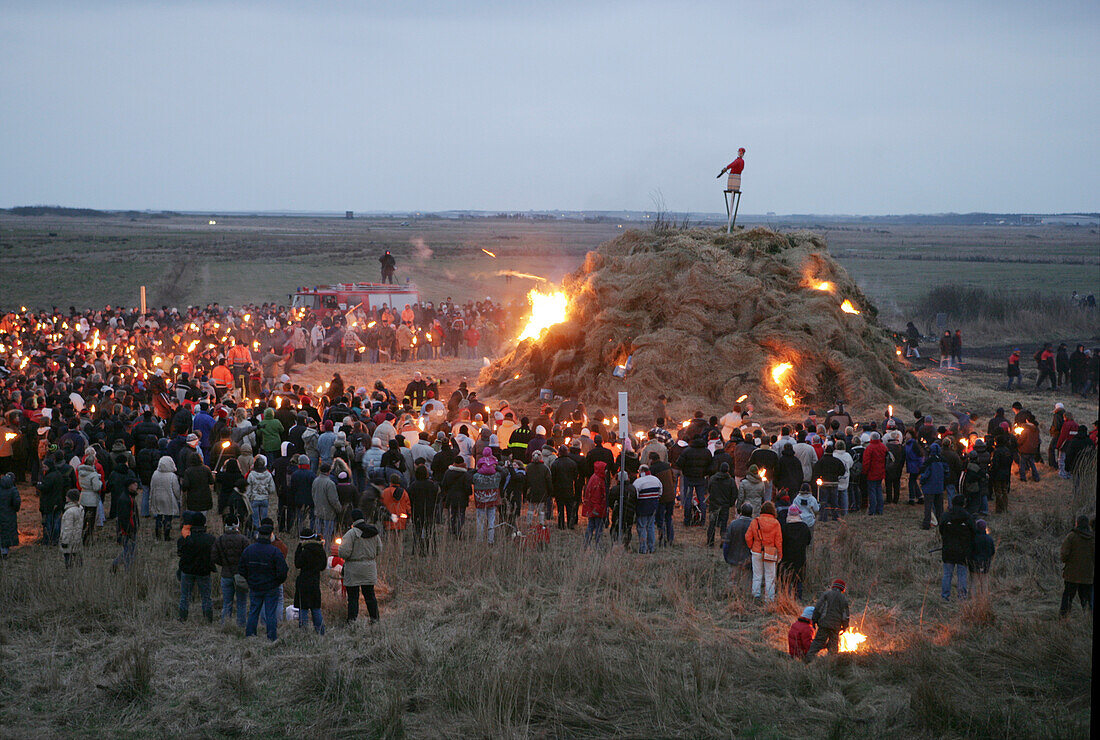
[0,360,1094,738]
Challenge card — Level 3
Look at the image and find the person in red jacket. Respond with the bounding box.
[1055,412,1079,479]
[717,148,746,191]
[788,606,816,658]
[862,432,888,515]
[582,461,608,548]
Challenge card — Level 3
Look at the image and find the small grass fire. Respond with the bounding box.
[838,630,868,653]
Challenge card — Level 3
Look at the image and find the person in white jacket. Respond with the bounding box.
[59,491,84,567]
[833,441,853,517]
[791,483,820,528]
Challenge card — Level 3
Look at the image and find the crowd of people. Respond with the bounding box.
[0,302,1095,648]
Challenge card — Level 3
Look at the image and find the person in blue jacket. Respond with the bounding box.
[919,442,946,530]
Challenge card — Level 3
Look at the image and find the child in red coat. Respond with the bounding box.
[788,606,816,657]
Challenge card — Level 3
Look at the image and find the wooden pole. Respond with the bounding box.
[140,285,146,315]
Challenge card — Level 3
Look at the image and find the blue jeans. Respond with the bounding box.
[1006,375,1020,390]
[820,484,839,521]
[942,562,968,600]
[298,607,325,634]
[179,573,212,619]
[636,514,656,553]
[221,576,246,626]
[155,514,174,538]
[1018,454,1040,481]
[584,516,605,548]
[112,535,135,570]
[907,473,922,502]
[657,502,674,544]
[42,512,62,545]
[837,488,848,518]
[140,483,151,517]
[246,589,280,641]
[317,518,336,543]
[681,478,707,524]
[866,480,884,515]
[251,499,269,531]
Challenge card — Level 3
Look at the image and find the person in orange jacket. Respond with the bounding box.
[745,500,783,601]
[381,474,411,532]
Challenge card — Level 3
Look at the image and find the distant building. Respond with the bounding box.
[345,211,354,219]
[1020,215,1041,225]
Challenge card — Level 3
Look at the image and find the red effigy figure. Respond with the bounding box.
[718,147,746,192]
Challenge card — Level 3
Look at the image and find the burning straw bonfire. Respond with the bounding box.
[482,227,936,418]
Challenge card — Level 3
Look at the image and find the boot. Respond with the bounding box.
[178,609,188,622]
[203,610,214,623]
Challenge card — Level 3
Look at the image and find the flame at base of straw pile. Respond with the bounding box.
[838,631,868,653]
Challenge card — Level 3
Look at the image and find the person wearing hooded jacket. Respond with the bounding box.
[550,446,580,530]
[294,528,328,634]
[705,462,736,547]
[780,504,812,599]
[791,483,820,528]
[472,449,502,543]
[582,460,608,548]
[180,452,214,517]
[58,490,83,566]
[441,458,472,537]
[939,495,975,600]
[788,606,816,658]
[244,458,276,532]
[774,443,804,498]
[339,511,382,623]
[735,465,766,519]
[311,463,341,541]
[76,448,103,545]
[675,436,712,526]
[149,455,181,541]
[862,432,888,515]
[804,579,850,662]
[525,451,553,523]
[256,408,284,457]
[1059,515,1094,617]
[239,522,289,641]
[920,442,947,530]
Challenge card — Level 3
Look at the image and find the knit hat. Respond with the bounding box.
[787,504,801,519]
[801,606,815,619]
[350,508,363,522]
[258,522,274,537]
[299,527,318,540]
[535,425,546,435]
[748,464,759,475]
[337,471,348,480]
[799,482,811,492]
[832,579,846,591]
[975,519,987,533]
[298,454,310,466]
[323,420,334,431]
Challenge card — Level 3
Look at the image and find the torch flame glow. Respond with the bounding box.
[481,248,497,258]
[840,300,861,315]
[517,288,568,342]
[771,362,793,385]
[814,281,833,292]
[839,631,868,653]
[736,394,748,403]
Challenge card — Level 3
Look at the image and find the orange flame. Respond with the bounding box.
[481,248,497,258]
[840,300,861,315]
[517,288,568,342]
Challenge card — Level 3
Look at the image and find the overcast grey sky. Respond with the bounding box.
[1,0,1097,214]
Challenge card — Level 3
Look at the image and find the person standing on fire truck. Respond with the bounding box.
[379,251,396,284]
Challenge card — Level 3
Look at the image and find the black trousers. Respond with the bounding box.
[706,505,730,546]
[885,475,901,504]
[1060,582,1092,616]
[347,584,379,623]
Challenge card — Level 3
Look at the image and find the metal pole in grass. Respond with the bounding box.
[617,392,630,542]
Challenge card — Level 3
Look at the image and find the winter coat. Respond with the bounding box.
[775,445,804,494]
[311,475,341,521]
[550,455,579,501]
[382,485,411,530]
[706,471,736,509]
[812,587,850,631]
[1060,526,1094,584]
[581,462,608,518]
[812,454,845,484]
[257,410,284,453]
[441,466,472,509]
[938,504,975,564]
[149,457,182,516]
[788,617,815,658]
[969,532,995,572]
[245,470,276,505]
[779,519,811,572]
[675,438,712,480]
[180,458,215,512]
[76,461,103,508]
[177,525,216,576]
[903,439,924,474]
[745,512,782,560]
[472,466,502,509]
[525,461,552,504]
[294,539,328,610]
[651,460,676,504]
[736,473,765,516]
[238,540,289,592]
[791,492,819,527]
[722,516,752,566]
[211,529,250,578]
[919,445,947,496]
[0,474,22,548]
[338,521,382,587]
[59,500,82,552]
[862,439,887,481]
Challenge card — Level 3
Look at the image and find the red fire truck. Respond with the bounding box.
[290,283,420,318]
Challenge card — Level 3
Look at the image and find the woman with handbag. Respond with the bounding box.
[745,500,783,602]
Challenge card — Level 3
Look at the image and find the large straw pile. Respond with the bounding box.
[481,227,937,420]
